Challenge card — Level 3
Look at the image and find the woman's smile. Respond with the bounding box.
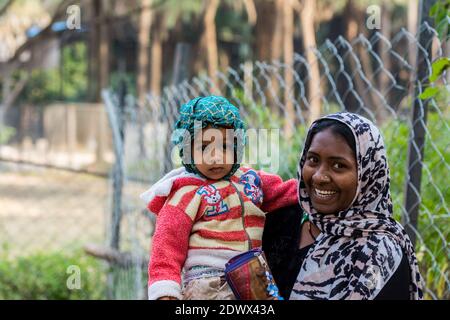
[313,188,338,201]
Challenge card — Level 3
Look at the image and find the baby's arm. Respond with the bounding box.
[147,204,193,300]
[147,187,201,300]
[258,170,298,213]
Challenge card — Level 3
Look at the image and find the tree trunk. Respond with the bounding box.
[219,49,230,74]
[271,0,284,63]
[0,69,12,127]
[203,0,220,92]
[283,0,295,138]
[0,0,13,16]
[342,0,390,122]
[88,0,101,102]
[150,12,163,98]
[255,1,275,62]
[255,0,283,112]
[86,0,109,102]
[408,0,419,69]
[137,0,153,106]
[0,70,28,128]
[357,30,388,122]
[300,0,322,125]
[254,0,274,111]
[99,0,110,92]
[243,0,257,26]
[269,0,284,112]
[343,0,372,116]
[376,0,391,120]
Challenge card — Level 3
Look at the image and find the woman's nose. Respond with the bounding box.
[313,168,331,183]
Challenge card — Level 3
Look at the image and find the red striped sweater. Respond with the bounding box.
[143,166,297,299]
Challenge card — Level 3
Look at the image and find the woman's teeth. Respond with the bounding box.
[315,189,337,198]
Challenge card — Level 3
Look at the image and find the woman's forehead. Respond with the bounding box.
[308,129,354,154]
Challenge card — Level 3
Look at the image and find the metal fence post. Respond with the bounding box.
[110,80,127,250]
[402,0,436,246]
[102,80,127,299]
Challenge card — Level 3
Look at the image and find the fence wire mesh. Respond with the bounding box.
[104,22,449,300]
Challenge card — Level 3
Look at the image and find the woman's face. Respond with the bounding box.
[302,128,358,215]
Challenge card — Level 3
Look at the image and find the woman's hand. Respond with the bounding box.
[158,296,179,300]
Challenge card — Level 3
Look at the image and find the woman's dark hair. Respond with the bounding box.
[306,119,356,156]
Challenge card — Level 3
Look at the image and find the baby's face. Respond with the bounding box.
[192,125,235,180]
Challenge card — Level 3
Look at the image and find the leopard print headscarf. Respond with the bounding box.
[290,112,424,300]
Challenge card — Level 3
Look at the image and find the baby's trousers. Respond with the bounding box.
[182,276,235,300]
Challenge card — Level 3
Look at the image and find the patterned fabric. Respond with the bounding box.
[171,96,247,179]
[145,166,298,300]
[197,184,230,217]
[240,171,263,204]
[290,112,424,300]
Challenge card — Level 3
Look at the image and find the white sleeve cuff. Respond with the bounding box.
[148,280,182,300]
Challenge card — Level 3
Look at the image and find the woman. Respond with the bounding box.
[262,112,424,300]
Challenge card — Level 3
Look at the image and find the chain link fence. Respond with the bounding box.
[103,22,449,300]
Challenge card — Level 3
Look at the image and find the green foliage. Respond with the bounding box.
[430,0,450,39]
[412,112,450,300]
[21,68,60,104]
[0,126,16,145]
[419,86,440,100]
[110,72,137,98]
[61,42,88,101]
[0,248,106,300]
[157,0,203,30]
[18,42,88,104]
[429,57,450,82]
[216,5,253,58]
[421,1,450,102]
[420,57,450,100]
[416,16,450,296]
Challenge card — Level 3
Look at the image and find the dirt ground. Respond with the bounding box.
[0,162,110,256]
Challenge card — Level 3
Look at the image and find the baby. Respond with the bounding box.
[141,96,297,300]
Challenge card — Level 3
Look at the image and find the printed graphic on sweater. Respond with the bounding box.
[197,185,229,217]
[239,170,263,204]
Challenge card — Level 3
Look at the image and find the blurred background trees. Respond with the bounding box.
[0,0,422,109]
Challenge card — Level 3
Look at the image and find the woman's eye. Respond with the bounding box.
[307,156,318,163]
[333,163,344,169]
